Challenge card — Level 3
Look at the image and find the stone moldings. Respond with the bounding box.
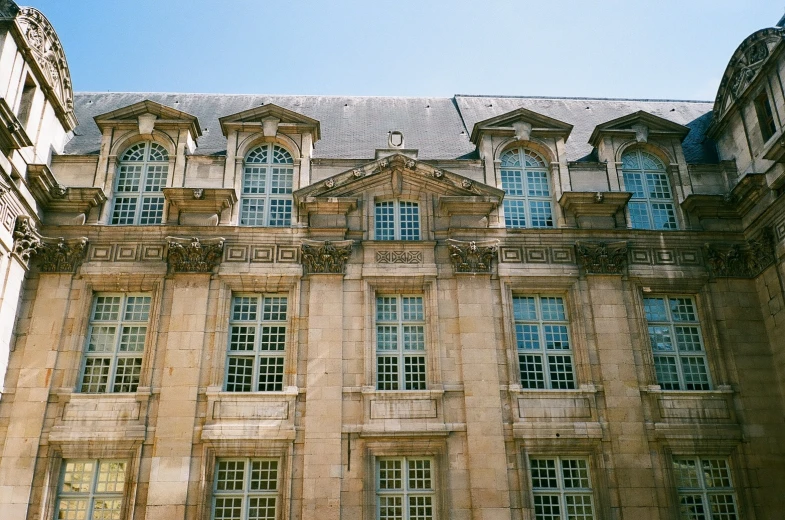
[376,250,423,264]
[705,228,775,278]
[575,241,628,275]
[166,236,225,273]
[447,239,498,273]
[301,240,353,274]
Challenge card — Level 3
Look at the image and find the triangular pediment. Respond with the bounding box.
[219,103,320,140]
[94,100,201,137]
[588,110,689,147]
[470,107,573,144]
[294,154,504,203]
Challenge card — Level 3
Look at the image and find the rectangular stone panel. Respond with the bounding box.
[63,397,141,421]
[114,244,139,261]
[551,247,573,263]
[630,249,651,264]
[251,245,275,263]
[213,400,289,420]
[500,246,523,263]
[370,399,437,419]
[679,249,701,265]
[658,396,730,420]
[89,244,114,261]
[277,246,299,263]
[654,249,676,264]
[225,245,248,262]
[142,244,164,261]
[518,397,592,419]
[526,248,548,263]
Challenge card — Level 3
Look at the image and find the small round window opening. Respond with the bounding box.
[389,131,404,148]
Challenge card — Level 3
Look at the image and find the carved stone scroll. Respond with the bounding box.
[575,241,628,275]
[447,239,498,273]
[166,236,225,273]
[705,228,775,278]
[301,240,353,275]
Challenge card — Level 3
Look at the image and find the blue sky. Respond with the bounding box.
[28,0,782,101]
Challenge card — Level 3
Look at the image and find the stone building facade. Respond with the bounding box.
[0,2,784,520]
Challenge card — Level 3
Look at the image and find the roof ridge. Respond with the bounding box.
[455,94,714,104]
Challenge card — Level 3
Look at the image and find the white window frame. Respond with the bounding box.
[374,200,421,240]
[240,143,294,227]
[643,295,711,391]
[672,457,739,520]
[79,293,151,393]
[225,294,288,392]
[375,294,427,391]
[499,147,554,229]
[528,456,595,520]
[376,456,436,520]
[55,459,128,520]
[111,142,169,225]
[621,149,677,230]
[212,457,280,520]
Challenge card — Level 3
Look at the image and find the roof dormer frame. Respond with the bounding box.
[94,99,202,146]
[219,103,321,142]
[588,110,690,149]
[469,107,573,145]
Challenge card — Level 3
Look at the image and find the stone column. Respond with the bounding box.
[455,275,511,520]
[301,274,344,520]
[145,274,211,520]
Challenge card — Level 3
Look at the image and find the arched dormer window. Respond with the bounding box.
[621,149,677,230]
[240,144,294,227]
[111,142,169,225]
[500,148,553,228]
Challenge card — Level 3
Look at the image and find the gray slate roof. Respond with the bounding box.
[66,93,717,164]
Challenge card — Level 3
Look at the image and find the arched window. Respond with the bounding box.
[621,149,677,230]
[500,148,553,228]
[111,142,169,225]
[240,144,294,227]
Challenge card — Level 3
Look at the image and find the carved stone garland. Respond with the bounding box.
[705,228,775,278]
[167,237,225,273]
[447,239,498,273]
[12,216,88,272]
[575,241,628,275]
[301,240,353,274]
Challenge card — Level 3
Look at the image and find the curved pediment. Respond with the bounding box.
[713,27,785,124]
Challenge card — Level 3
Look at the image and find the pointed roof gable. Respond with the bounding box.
[470,107,573,144]
[294,153,504,202]
[588,110,690,147]
[94,99,201,137]
[219,103,321,141]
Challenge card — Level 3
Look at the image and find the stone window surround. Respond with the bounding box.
[364,191,432,243]
[363,439,446,520]
[497,146,556,230]
[373,198,422,241]
[198,440,293,520]
[238,142,296,228]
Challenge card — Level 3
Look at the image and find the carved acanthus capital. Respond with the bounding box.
[36,237,88,273]
[301,240,353,274]
[575,241,628,275]
[166,236,225,273]
[447,239,498,273]
[12,216,42,264]
[705,228,775,278]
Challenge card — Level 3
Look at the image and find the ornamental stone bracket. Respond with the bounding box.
[300,240,353,275]
[705,228,775,278]
[12,215,88,272]
[12,216,41,265]
[447,239,499,274]
[166,236,225,273]
[575,241,628,275]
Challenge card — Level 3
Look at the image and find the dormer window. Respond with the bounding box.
[240,144,294,227]
[375,200,420,240]
[111,142,169,225]
[754,90,777,142]
[621,149,677,230]
[500,148,553,228]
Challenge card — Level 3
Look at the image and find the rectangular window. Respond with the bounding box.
[16,74,36,130]
[375,201,420,240]
[376,295,426,391]
[672,457,738,520]
[376,457,435,520]
[226,295,288,392]
[644,296,711,390]
[80,294,151,393]
[513,295,575,389]
[213,458,279,520]
[56,459,127,520]
[529,457,595,520]
[754,90,777,142]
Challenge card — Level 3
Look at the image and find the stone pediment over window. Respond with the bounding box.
[469,107,573,145]
[588,111,690,147]
[94,99,202,147]
[219,103,321,142]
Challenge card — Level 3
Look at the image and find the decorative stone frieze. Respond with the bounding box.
[36,237,88,273]
[301,240,353,274]
[705,228,775,278]
[12,216,42,265]
[376,251,423,264]
[575,241,628,275]
[447,239,498,273]
[166,236,225,273]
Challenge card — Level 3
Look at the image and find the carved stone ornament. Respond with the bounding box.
[352,168,364,178]
[447,239,498,273]
[705,228,775,278]
[404,158,416,170]
[432,169,444,179]
[376,250,422,264]
[301,240,353,274]
[324,178,335,188]
[36,237,88,273]
[461,179,473,189]
[49,184,67,198]
[12,216,42,264]
[575,241,628,275]
[166,236,225,273]
[193,188,205,200]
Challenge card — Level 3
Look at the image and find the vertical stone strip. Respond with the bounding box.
[301,275,343,520]
[456,276,511,520]
[0,274,72,520]
[0,254,26,393]
[145,274,210,520]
